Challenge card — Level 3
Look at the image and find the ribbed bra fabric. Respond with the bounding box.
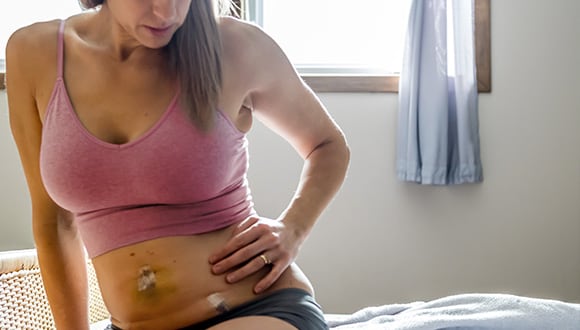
[40,20,256,258]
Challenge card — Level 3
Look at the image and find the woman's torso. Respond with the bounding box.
[31,14,312,329]
[93,229,312,329]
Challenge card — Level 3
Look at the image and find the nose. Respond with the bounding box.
[151,0,178,23]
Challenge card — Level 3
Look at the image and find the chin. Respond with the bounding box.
[141,37,173,49]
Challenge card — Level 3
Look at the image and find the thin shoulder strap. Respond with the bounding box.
[56,19,65,78]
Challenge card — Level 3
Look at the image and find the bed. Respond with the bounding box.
[2,249,579,329]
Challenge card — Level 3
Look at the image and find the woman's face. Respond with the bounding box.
[105,0,192,49]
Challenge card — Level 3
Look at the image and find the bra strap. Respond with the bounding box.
[56,19,65,79]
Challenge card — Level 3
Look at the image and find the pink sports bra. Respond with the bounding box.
[40,20,256,258]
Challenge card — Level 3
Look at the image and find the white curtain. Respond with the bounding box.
[397,0,483,185]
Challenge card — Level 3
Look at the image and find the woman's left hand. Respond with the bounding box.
[208,216,302,294]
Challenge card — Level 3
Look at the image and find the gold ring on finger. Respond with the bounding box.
[259,254,271,265]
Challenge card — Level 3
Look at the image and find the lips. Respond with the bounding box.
[145,24,174,36]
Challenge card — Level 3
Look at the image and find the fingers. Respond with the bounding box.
[231,216,259,237]
[258,254,271,266]
[211,235,274,275]
[222,252,274,284]
[222,251,288,294]
[254,262,285,294]
[210,223,279,274]
[207,216,296,294]
[208,217,259,265]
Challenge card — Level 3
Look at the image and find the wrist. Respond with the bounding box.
[279,215,311,243]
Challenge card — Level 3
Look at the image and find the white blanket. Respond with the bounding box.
[90,293,580,330]
[326,293,580,330]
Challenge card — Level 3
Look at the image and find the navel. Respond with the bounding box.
[137,265,157,292]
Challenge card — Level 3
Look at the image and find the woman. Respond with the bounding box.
[6,0,349,329]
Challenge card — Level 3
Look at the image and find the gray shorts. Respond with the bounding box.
[107,288,329,330]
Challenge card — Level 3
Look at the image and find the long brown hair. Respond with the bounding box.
[78,0,233,130]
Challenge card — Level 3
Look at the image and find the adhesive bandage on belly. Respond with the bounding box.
[207,293,230,314]
[137,265,157,292]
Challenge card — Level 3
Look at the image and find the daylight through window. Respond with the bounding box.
[245,0,412,76]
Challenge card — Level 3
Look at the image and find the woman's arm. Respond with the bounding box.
[6,27,90,330]
[210,18,350,293]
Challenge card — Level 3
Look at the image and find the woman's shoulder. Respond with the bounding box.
[218,16,256,40]
[218,16,261,57]
[226,15,291,46]
[218,16,294,88]
[6,19,61,79]
[8,19,61,59]
[218,16,284,64]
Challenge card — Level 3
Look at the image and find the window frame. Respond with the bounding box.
[0,62,4,90]
[0,0,490,93]
[234,0,491,93]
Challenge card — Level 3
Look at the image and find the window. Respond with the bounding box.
[237,0,491,93]
[247,0,412,77]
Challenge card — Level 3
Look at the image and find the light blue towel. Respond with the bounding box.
[326,293,580,329]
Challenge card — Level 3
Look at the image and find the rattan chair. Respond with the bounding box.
[0,249,110,330]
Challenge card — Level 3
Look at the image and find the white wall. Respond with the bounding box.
[1,0,579,314]
[249,0,580,312]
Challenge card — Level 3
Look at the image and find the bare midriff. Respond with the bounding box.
[92,223,313,330]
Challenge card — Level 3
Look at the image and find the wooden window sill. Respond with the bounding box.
[302,75,399,93]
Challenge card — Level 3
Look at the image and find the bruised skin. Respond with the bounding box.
[137,266,156,292]
[93,224,313,329]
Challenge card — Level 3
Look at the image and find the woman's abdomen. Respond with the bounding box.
[91,224,313,329]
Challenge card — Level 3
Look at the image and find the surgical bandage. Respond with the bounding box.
[207,293,230,314]
[137,265,157,292]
